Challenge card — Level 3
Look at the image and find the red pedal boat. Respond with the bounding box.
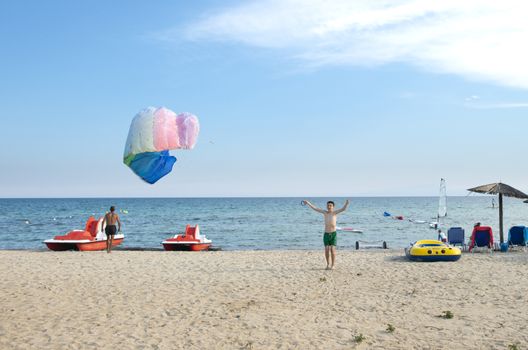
[43,216,124,251]
[162,225,212,251]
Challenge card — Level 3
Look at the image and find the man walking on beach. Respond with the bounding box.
[303,199,349,270]
[102,206,121,253]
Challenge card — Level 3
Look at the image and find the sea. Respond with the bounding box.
[0,197,525,251]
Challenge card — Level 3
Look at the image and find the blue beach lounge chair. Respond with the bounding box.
[508,226,528,251]
[469,226,494,253]
[447,227,465,247]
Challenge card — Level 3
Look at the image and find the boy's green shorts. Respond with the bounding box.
[323,232,337,246]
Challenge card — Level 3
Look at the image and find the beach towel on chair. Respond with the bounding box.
[469,226,493,252]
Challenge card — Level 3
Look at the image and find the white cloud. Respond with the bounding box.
[464,95,480,102]
[466,102,528,109]
[180,0,528,89]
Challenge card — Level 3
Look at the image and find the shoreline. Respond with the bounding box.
[1,250,527,349]
[0,245,518,252]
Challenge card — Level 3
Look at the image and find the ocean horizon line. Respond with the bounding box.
[0,195,481,200]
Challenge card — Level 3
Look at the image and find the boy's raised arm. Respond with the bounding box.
[334,199,350,214]
[303,200,325,214]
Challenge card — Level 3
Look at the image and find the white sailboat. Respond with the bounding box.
[429,178,447,229]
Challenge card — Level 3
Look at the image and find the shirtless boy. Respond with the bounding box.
[102,206,121,253]
[303,199,349,269]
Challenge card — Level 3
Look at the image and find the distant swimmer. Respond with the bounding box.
[302,199,350,270]
[102,206,122,253]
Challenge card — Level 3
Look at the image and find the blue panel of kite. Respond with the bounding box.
[128,151,177,184]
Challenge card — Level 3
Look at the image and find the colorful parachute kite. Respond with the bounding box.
[123,107,199,184]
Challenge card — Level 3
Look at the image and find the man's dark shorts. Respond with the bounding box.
[105,225,117,236]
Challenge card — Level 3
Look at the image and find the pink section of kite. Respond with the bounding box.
[152,108,199,151]
[176,112,200,149]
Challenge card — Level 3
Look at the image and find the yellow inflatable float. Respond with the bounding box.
[405,240,461,262]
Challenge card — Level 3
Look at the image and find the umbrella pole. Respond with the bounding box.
[499,193,504,244]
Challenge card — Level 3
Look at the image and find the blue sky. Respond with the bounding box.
[1,0,527,197]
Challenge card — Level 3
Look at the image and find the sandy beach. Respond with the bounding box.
[1,249,527,349]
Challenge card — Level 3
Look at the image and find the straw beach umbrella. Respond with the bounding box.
[467,182,528,244]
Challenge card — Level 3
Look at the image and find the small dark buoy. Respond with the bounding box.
[355,241,360,250]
